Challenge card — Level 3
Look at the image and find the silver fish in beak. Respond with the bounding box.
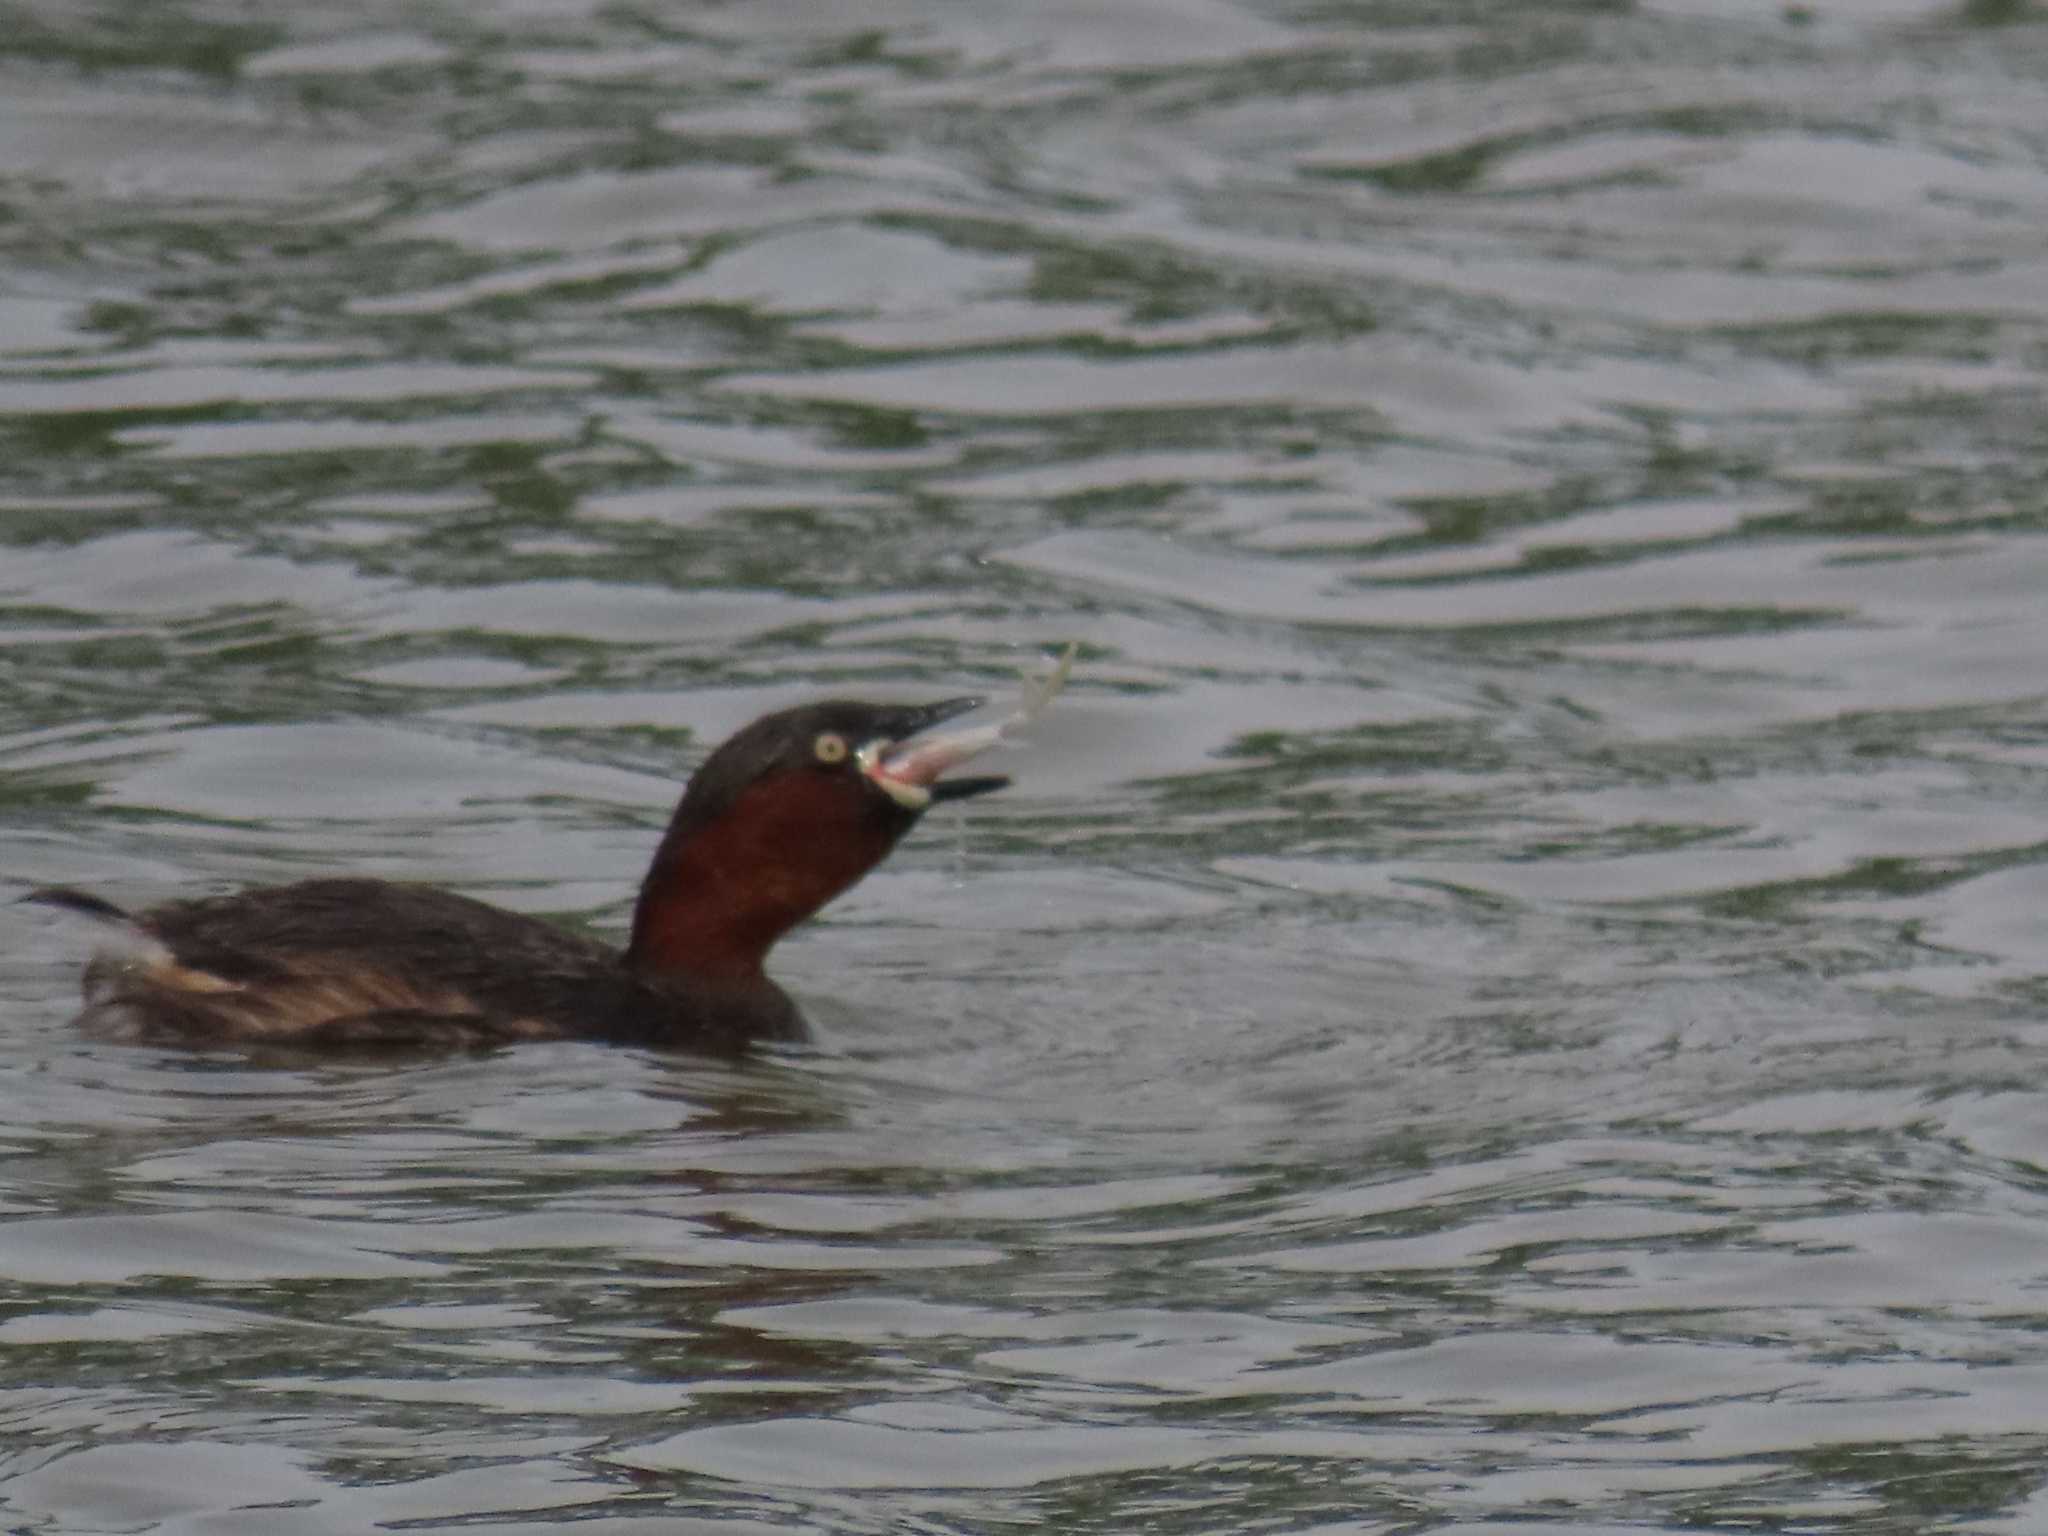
[858,644,1077,810]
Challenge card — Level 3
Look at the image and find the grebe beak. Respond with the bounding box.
[856,696,1011,811]
[926,773,1011,804]
[897,696,985,734]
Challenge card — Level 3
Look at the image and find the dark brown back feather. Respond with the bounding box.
[102,879,800,1052]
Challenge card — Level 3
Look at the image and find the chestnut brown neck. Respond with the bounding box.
[625,773,908,987]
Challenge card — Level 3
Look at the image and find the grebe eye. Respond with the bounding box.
[813,731,849,765]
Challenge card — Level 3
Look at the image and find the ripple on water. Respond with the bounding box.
[6,0,2048,1531]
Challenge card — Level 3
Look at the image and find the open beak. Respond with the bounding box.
[892,696,984,735]
[926,772,1011,804]
[858,696,1012,811]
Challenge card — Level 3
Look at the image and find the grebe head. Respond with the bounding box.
[626,697,1006,985]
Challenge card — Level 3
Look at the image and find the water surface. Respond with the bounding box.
[5,1,2048,1531]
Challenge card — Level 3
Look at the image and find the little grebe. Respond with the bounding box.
[31,696,1018,1053]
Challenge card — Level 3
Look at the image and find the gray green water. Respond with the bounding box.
[5,1,2048,1531]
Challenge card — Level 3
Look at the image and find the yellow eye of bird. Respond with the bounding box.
[813,731,849,765]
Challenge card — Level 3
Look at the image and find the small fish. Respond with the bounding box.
[859,644,1076,807]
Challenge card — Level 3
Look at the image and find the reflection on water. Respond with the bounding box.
[6,0,2048,1530]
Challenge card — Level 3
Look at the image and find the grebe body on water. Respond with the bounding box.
[30,694,1018,1053]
